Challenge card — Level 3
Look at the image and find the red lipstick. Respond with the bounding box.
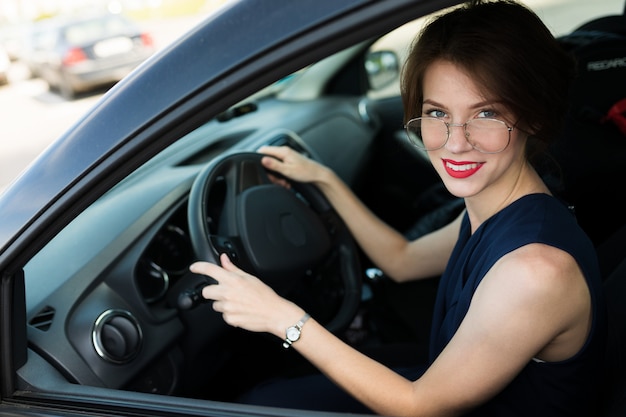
[442,159,483,179]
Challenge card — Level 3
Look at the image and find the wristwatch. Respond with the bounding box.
[283,313,310,348]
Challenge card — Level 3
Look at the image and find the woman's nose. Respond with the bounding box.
[445,123,473,153]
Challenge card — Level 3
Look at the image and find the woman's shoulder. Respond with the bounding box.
[497,242,582,286]
[487,192,601,289]
[487,193,580,240]
[474,193,598,277]
[500,193,573,222]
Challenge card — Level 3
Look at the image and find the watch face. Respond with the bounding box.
[286,326,300,342]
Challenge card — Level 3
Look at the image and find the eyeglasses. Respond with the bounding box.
[405,117,513,154]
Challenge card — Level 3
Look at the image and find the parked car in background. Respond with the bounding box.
[26,13,154,99]
[0,0,626,416]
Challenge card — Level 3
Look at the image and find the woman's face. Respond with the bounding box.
[420,59,528,201]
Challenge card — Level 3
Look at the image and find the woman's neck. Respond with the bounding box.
[465,162,550,233]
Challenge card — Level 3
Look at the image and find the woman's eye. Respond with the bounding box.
[426,109,446,118]
[478,110,497,118]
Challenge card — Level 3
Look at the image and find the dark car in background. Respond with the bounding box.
[0,0,626,416]
[25,13,154,99]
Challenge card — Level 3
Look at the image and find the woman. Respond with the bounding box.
[190,1,606,415]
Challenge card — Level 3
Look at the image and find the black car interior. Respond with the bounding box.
[14,2,626,416]
[578,7,626,415]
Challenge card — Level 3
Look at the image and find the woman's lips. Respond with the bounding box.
[442,159,484,179]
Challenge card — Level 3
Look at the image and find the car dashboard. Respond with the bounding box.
[20,94,380,397]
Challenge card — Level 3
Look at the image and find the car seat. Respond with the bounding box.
[554,6,626,415]
[600,231,626,416]
[545,11,626,248]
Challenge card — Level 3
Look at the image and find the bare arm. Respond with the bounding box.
[194,244,591,416]
[260,146,458,281]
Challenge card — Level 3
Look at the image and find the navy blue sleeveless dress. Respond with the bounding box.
[430,193,606,416]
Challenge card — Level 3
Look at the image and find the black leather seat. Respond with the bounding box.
[599,236,626,415]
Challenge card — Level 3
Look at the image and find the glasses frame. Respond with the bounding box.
[405,116,514,154]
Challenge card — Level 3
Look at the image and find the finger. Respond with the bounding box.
[261,156,285,174]
[260,155,282,172]
[189,261,225,283]
[258,145,289,159]
[201,283,220,301]
[262,148,297,169]
[220,253,245,274]
[267,173,291,189]
[205,296,240,329]
[203,286,223,303]
[211,299,224,313]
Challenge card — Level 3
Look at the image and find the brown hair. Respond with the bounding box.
[401,0,575,159]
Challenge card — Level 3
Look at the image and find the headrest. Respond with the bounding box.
[575,15,626,36]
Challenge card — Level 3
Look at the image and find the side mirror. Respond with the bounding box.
[365,50,400,90]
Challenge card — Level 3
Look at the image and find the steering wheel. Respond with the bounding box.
[187,151,362,334]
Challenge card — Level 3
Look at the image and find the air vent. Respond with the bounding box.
[92,309,143,364]
[29,306,56,331]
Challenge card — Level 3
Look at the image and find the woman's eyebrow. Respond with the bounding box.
[422,99,501,109]
[422,99,444,108]
[470,100,499,109]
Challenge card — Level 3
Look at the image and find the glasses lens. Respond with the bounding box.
[405,118,447,150]
[465,119,511,153]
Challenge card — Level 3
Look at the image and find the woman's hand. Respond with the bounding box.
[259,145,329,185]
[190,254,305,338]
